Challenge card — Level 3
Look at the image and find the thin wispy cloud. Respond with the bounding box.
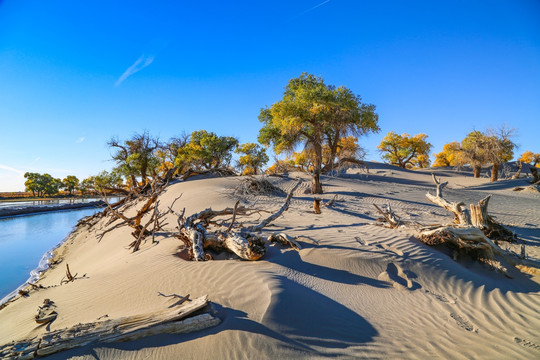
[0,164,24,174]
[76,137,85,143]
[115,54,155,87]
[291,0,332,20]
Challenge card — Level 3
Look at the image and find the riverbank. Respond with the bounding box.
[0,200,106,218]
[0,165,539,359]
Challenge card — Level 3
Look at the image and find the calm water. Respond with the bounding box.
[0,208,100,301]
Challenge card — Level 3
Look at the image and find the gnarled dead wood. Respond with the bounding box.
[0,295,219,359]
[373,202,400,228]
[173,179,302,261]
[269,233,302,251]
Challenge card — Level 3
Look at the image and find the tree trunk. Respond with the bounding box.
[530,167,539,184]
[312,141,323,194]
[490,163,500,182]
[473,165,481,178]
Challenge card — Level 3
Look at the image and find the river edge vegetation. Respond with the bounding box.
[13,73,540,199]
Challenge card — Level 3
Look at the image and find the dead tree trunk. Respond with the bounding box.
[173,179,302,261]
[426,176,515,241]
[0,295,219,359]
[530,167,540,184]
[512,162,522,179]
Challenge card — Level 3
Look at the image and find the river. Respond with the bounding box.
[0,208,100,302]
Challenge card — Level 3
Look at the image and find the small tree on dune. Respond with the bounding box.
[460,131,489,178]
[108,131,161,187]
[433,141,463,167]
[377,132,432,169]
[258,73,379,194]
[235,142,269,175]
[483,126,516,182]
[175,130,239,171]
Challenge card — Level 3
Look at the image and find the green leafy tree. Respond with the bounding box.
[175,130,238,171]
[62,175,80,195]
[38,173,62,196]
[24,172,61,196]
[108,131,160,187]
[24,172,41,196]
[235,143,269,175]
[258,73,379,193]
[79,177,94,195]
[377,132,432,169]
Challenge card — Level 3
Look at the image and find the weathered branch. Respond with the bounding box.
[248,179,302,232]
[1,295,219,359]
[373,202,400,228]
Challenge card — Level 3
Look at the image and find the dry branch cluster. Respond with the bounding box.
[80,177,303,261]
[171,179,302,261]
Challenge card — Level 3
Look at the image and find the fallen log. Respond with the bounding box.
[174,179,302,261]
[0,295,219,359]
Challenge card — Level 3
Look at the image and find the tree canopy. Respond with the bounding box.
[108,131,160,187]
[258,72,379,193]
[518,150,540,167]
[175,130,238,171]
[460,127,516,181]
[62,175,80,195]
[377,132,432,169]
[433,141,464,167]
[235,142,269,175]
[24,172,62,197]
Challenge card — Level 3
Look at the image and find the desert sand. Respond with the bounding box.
[0,163,539,359]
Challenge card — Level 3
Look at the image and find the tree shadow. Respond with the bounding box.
[261,275,379,349]
[47,282,379,358]
[265,245,390,288]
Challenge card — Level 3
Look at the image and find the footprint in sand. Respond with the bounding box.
[378,262,413,290]
[450,313,478,333]
[514,337,540,351]
[355,236,367,246]
[424,289,457,304]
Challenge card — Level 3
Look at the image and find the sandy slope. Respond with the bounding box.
[0,164,539,359]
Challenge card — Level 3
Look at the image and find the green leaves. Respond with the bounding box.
[175,130,239,171]
[235,142,269,175]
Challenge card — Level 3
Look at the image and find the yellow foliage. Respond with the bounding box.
[518,150,540,167]
[433,141,463,167]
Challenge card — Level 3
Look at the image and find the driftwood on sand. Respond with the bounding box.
[419,174,525,274]
[172,179,303,261]
[0,295,219,359]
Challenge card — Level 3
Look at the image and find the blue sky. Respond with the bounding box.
[1,0,539,191]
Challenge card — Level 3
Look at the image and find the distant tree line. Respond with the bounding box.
[23,73,538,195]
[23,173,80,197]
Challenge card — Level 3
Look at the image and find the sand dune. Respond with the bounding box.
[1,165,539,359]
